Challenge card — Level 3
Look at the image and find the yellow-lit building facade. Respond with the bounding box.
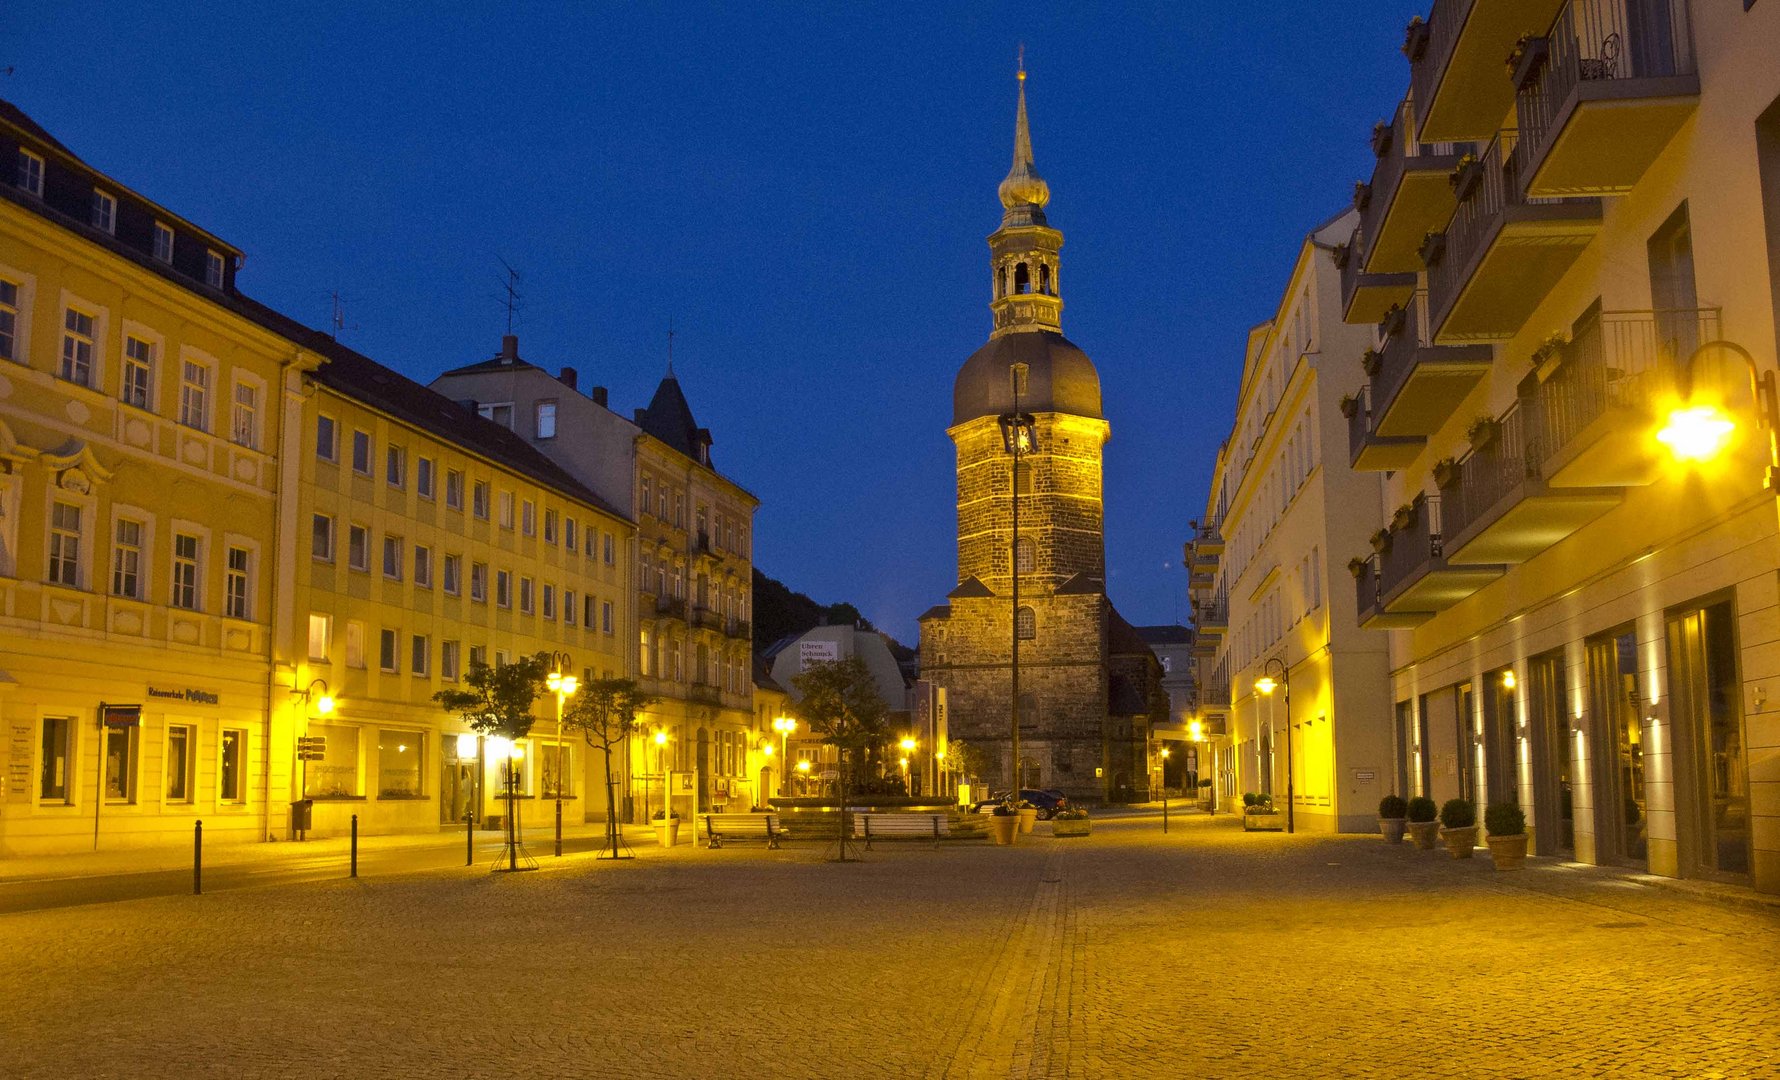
[0,101,310,854]
[284,345,634,840]
[1340,1,1780,891]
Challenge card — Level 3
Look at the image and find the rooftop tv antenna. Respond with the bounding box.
[666,316,676,376]
[327,290,359,339]
[496,257,523,335]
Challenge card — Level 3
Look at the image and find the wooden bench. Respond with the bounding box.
[852,812,946,849]
[701,812,785,849]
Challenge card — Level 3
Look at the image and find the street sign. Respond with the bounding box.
[102,704,141,728]
[296,736,327,761]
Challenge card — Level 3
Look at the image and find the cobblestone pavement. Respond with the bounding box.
[3,812,1778,1079]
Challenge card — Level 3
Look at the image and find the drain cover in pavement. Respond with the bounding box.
[1594,921,1646,929]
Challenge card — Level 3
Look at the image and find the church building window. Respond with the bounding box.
[1014,537,1035,573]
[1015,606,1036,640]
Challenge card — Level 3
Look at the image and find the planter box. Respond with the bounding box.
[1487,833,1529,870]
[1243,810,1283,832]
[989,815,1019,845]
[1379,818,1408,844]
[653,820,680,847]
[1052,819,1091,838]
[1440,825,1478,859]
[1017,808,1039,834]
[1407,820,1440,849]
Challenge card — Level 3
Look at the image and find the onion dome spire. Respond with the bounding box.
[997,57,1051,213]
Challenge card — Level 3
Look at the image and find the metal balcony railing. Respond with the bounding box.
[655,596,687,620]
[1407,0,1470,142]
[1194,593,1229,628]
[692,605,722,631]
[1354,554,1384,618]
[1515,0,1696,171]
[1538,307,1718,461]
[1360,98,1465,268]
[1441,404,1541,543]
[1346,383,1374,462]
[1429,130,1528,326]
[727,619,752,640]
[1379,494,1443,600]
[1372,290,1435,418]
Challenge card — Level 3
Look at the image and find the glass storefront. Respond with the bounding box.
[1588,629,1647,867]
[1666,600,1750,880]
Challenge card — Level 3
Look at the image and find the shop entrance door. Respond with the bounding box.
[440,742,477,826]
[1526,652,1572,857]
[1666,600,1751,881]
[1456,683,1479,807]
[1587,629,1647,867]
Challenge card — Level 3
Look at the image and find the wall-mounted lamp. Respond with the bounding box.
[293,678,335,715]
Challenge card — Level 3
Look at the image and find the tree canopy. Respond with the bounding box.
[433,651,552,740]
[561,677,653,754]
[790,655,889,754]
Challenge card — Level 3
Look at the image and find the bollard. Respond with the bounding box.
[350,814,358,878]
[193,820,203,895]
[466,812,474,866]
[1163,796,1169,834]
[555,799,563,858]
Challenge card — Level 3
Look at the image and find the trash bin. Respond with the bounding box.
[291,798,313,834]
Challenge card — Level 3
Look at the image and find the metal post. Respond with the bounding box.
[193,819,202,895]
[1009,372,1023,800]
[466,808,474,866]
[1163,788,1169,834]
[1284,680,1295,835]
[350,813,358,878]
[555,798,563,859]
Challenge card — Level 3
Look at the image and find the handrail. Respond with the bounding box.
[1379,494,1443,599]
[1539,307,1718,461]
[1441,404,1539,542]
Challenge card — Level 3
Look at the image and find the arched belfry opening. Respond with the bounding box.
[1014,262,1031,294]
[1039,263,1051,295]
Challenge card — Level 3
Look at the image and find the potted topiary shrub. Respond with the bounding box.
[989,802,1020,846]
[1243,793,1282,832]
[1406,796,1440,849]
[652,809,680,848]
[1378,795,1409,843]
[1197,777,1214,811]
[1485,802,1528,870]
[1439,798,1478,858]
[1052,807,1091,838]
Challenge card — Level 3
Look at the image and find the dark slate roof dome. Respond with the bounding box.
[953,330,1101,426]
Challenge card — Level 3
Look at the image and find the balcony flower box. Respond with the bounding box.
[1370,528,1394,555]
[1449,154,1481,201]
[1353,180,1372,211]
[1339,393,1361,420]
[1391,502,1418,532]
[1378,305,1407,340]
[1370,121,1393,160]
[1331,242,1352,270]
[1419,230,1446,269]
[1361,349,1384,378]
[1529,332,1568,369]
[1433,456,1461,490]
[1347,556,1372,580]
[1467,416,1501,450]
[1402,16,1428,62]
[1508,35,1549,90]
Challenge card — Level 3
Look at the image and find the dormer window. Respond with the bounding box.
[92,191,116,234]
[204,250,225,289]
[16,150,42,197]
[153,222,174,263]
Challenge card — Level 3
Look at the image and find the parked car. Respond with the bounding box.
[972,789,1071,819]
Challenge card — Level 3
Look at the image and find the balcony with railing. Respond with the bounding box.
[1188,519,1225,561]
[692,604,722,631]
[726,618,752,641]
[1512,0,1698,197]
[655,595,687,621]
[1425,129,1602,343]
[1338,227,1414,325]
[1369,288,1494,438]
[1344,383,1424,472]
[1371,493,1506,626]
[1407,0,1567,144]
[689,682,722,706]
[1438,399,1622,565]
[1539,307,1717,488]
[1354,97,1472,286]
[1194,592,1229,638]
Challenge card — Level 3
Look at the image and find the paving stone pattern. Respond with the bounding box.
[2,814,1777,1078]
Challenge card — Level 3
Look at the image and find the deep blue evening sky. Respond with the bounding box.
[8,2,1424,642]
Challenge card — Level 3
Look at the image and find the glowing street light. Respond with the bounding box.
[772,717,797,796]
[1255,658,1294,834]
[1656,405,1736,463]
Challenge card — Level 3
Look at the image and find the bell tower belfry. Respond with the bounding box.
[990,62,1064,338]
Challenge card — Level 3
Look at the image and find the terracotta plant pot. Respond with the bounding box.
[1487,833,1529,871]
[989,814,1019,846]
[1379,818,1408,844]
[1407,821,1440,850]
[1440,825,1478,858]
[1017,808,1039,834]
[654,820,679,848]
[1052,818,1090,838]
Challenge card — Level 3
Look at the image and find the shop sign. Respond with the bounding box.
[102,704,142,728]
[147,685,220,706]
[798,640,839,671]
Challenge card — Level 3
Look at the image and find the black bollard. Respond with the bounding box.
[350,814,358,878]
[193,820,202,895]
[466,812,474,866]
[555,799,563,858]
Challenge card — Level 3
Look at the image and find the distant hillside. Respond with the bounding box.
[752,569,915,661]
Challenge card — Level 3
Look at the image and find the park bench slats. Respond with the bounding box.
[702,812,784,849]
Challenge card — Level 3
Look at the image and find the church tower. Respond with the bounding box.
[920,65,1132,802]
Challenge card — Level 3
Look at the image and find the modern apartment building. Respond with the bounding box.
[1188,210,1395,833]
[1340,1,1780,891]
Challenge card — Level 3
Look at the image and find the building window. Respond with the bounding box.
[166,724,194,802]
[1015,606,1036,640]
[470,562,487,602]
[441,640,461,682]
[382,535,403,580]
[602,600,614,634]
[521,499,536,537]
[498,491,514,529]
[348,524,370,571]
[469,644,486,670]
[122,336,153,409]
[536,400,557,439]
[380,627,399,673]
[416,457,435,499]
[442,553,461,595]
[112,518,144,598]
[225,545,250,619]
[153,222,174,263]
[1014,537,1035,573]
[204,250,225,289]
[414,544,432,588]
[641,476,652,517]
[564,589,578,627]
[308,613,331,660]
[304,722,360,797]
[103,724,137,802]
[0,278,18,361]
[603,532,615,565]
[16,149,43,196]
[473,480,490,520]
[543,508,557,544]
[345,620,366,669]
[540,743,569,798]
[542,583,555,620]
[379,730,423,797]
[316,415,338,462]
[311,514,335,562]
[386,445,406,489]
[352,430,372,476]
[48,502,81,587]
[410,634,430,676]
[478,402,514,428]
[496,569,512,608]
[219,728,245,802]
[445,469,464,510]
[564,517,577,551]
[39,717,72,802]
[92,190,116,234]
[179,361,209,431]
[231,382,258,447]
[585,594,596,628]
[171,533,200,610]
[519,576,535,614]
[61,308,96,387]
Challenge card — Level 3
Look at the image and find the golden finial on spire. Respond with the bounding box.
[998,48,1050,211]
[1018,42,1025,82]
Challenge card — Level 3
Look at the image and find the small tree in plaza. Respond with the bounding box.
[791,655,888,858]
[434,651,551,871]
[561,677,653,860]
[950,740,992,790]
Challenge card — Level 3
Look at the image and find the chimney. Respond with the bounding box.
[591,386,608,407]
[558,366,578,391]
[500,334,519,364]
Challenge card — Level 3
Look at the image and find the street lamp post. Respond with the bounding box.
[772,716,797,796]
[899,736,917,795]
[1255,658,1294,834]
[545,657,578,858]
[1159,746,1171,833]
[1000,362,1036,797]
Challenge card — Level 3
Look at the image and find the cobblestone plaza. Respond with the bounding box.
[3,813,1776,1078]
